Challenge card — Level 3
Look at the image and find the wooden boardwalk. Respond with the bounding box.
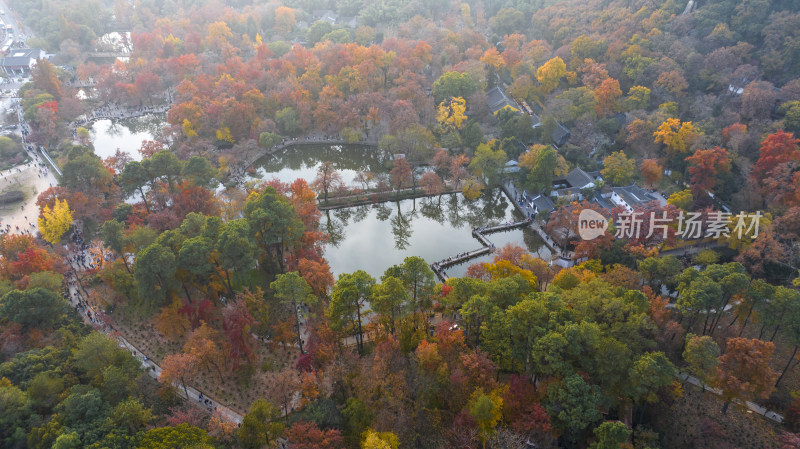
[431,218,531,282]
[477,218,532,235]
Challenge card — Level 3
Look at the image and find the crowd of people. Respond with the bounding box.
[0,208,36,236]
[68,228,97,270]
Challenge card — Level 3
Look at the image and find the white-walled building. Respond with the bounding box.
[0,48,45,75]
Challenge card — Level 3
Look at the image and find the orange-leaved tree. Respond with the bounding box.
[714,337,777,414]
[685,146,731,196]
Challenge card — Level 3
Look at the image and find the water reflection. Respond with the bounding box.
[90,113,165,160]
[255,144,390,185]
[323,210,345,245]
[322,192,549,279]
[390,206,415,250]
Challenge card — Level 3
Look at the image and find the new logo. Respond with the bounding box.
[578,209,608,240]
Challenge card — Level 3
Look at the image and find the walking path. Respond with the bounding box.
[62,237,244,424]
[116,327,244,424]
[38,148,61,176]
[430,218,531,282]
[0,98,58,234]
[0,0,242,423]
[660,240,727,257]
[318,185,462,210]
[479,219,533,235]
[678,372,783,424]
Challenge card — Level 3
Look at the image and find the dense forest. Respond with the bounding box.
[1,0,800,448]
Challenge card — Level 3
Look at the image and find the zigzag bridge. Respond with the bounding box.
[430,218,531,282]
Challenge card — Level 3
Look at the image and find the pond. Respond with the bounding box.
[321,191,550,279]
[254,143,391,186]
[252,144,550,278]
[90,113,166,161]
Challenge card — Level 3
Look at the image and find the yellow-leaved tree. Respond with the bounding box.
[436,96,467,132]
[39,198,73,244]
[164,33,183,49]
[205,21,233,49]
[666,189,693,211]
[536,57,567,94]
[601,150,635,186]
[480,48,505,71]
[460,3,473,26]
[182,119,198,139]
[468,388,504,449]
[485,259,538,290]
[75,126,91,145]
[653,118,700,155]
[215,126,234,143]
[462,178,484,200]
[519,144,569,176]
[361,429,399,449]
[274,6,296,35]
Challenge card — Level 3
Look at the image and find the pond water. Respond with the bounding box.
[253,143,549,278]
[90,113,166,161]
[254,143,391,187]
[322,192,550,279]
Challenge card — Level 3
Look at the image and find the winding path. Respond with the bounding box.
[63,253,244,424]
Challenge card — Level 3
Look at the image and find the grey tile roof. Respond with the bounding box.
[530,194,554,213]
[312,10,338,21]
[565,167,594,189]
[529,112,570,146]
[486,86,519,114]
[612,184,659,207]
[0,56,32,67]
[0,48,43,67]
[339,16,357,27]
[486,86,506,105]
[590,195,613,210]
[553,122,571,146]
